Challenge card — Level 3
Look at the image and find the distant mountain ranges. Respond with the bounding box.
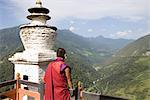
[0,26,149,100]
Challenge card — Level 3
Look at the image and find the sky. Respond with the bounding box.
[0,0,149,39]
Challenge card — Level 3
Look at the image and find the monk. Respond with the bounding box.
[43,48,73,100]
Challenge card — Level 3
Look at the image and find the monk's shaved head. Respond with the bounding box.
[57,48,66,59]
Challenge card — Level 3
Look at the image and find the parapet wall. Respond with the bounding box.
[82,91,127,100]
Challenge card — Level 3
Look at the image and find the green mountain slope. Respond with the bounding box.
[0,26,132,92]
[114,34,150,57]
[0,26,22,59]
[95,35,150,100]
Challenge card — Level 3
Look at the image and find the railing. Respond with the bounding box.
[0,73,127,100]
[0,80,17,99]
[17,80,44,100]
[0,73,44,100]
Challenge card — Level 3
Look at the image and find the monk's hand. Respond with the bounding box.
[70,89,74,97]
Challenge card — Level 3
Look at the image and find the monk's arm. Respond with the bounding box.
[65,68,73,89]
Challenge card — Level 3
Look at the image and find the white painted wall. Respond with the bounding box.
[15,64,39,83]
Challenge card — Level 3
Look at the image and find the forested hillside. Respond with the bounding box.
[92,35,150,100]
[0,26,132,93]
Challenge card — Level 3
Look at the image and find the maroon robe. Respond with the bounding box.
[44,57,70,100]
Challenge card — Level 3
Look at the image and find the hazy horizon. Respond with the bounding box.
[0,0,149,39]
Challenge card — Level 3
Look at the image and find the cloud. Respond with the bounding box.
[70,20,75,24]
[8,0,148,22]
[127,30,132,33]
[69,26,75,31]
[1,0,148,39]
[116,31,129,36]
[87,29,93,32]
[116,30,133,37]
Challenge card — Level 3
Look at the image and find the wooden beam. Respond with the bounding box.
[0,80,16,88]
[0,89,16,100]
[19,80,40,87]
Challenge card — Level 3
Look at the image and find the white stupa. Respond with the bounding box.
[9,0,57,84]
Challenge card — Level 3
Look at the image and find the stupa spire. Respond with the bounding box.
[36,0,42,7]
[27,0,50,24]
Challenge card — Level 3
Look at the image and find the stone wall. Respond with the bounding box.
[82,92,127,100]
